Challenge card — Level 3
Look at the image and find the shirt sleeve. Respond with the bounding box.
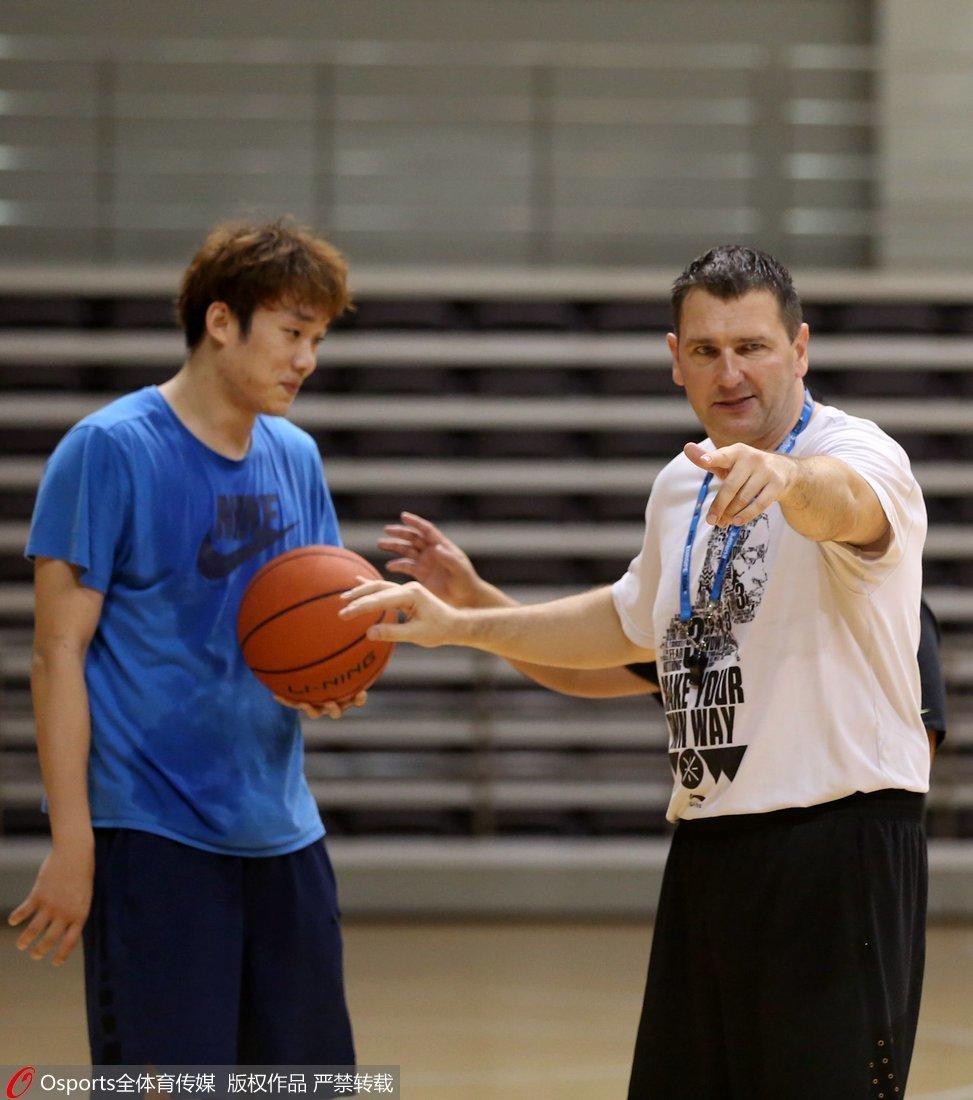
[812,414,926,584]
[918,597,947,744]
[611,485,662,650]
[25,424,131,593]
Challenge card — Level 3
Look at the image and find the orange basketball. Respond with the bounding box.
[237,545,394,706]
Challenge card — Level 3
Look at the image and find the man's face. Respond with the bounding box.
[209,301,329,416]
[667,289,809,449]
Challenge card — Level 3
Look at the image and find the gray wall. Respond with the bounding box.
[0,0,874,268]
[878,0,973,268]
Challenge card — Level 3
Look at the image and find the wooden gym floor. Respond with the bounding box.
[1,921,971,1098]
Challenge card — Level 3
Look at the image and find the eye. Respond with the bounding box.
[741,342,765,353]
[283,327,301,338]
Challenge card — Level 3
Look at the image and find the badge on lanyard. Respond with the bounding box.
[684,603,720,687]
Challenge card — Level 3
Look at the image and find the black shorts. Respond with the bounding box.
[628,790,927,1099]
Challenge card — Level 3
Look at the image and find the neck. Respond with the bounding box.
[158,359,255,460]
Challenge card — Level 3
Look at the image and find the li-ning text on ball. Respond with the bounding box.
[285,648,381,698]
[237,545,395,706]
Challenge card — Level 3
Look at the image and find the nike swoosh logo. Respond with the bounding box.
[196,523,297,580]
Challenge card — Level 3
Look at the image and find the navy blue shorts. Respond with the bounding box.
[83,828,355,1066]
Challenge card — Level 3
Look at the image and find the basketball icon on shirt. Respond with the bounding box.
[678,750,705,789]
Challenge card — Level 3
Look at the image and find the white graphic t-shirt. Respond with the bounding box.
[612,402,929,822]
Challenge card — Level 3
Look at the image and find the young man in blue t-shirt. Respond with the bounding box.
[10,221,359,1065]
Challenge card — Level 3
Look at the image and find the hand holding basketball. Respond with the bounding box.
[237,546,395,707]
[273,690,368,720]
[340,579,464,648]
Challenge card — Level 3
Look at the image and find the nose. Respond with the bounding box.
[713,350,744,384]
[294,341,317,375]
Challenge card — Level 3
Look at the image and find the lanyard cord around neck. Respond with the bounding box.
[679,391,814,623]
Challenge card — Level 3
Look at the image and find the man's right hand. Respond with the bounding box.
[9,839,94,966]
[378,512,486,609]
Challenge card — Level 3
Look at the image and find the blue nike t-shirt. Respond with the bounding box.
[26,386,341,856]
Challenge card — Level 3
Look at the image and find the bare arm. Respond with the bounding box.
[779,455,890,549]
[342,578,653,668]
[686,444,890,550]
[454,578,653,696]
[378,513,656,696]
[8,558,102,965]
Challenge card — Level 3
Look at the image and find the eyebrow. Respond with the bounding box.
[684,333,772,345]
[286,308,319,325]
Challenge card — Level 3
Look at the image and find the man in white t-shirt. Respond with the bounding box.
[343,246,929,1097]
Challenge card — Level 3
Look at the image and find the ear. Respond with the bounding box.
[204,301,238,349]
[667,332,685,387]
[793,322,810,380]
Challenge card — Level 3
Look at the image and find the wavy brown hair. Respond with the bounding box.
[177,219,351,349]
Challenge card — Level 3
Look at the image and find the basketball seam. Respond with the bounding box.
[239,586,351,651]
[247,612,389,675]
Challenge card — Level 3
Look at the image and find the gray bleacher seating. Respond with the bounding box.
[474,301,580,331]
[0,279,972,845]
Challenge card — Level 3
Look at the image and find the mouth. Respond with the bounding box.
[279,381,300,397]
[713,395,754,411]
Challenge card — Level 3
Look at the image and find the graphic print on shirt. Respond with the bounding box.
[659,514,769,804]
[196,494,295,579]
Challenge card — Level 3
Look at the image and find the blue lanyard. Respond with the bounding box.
[679,392,814,622]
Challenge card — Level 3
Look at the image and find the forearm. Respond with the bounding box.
[454,585,653,669]
[780,456,888,547]
[31,645,93,846]
[463,579,654,694]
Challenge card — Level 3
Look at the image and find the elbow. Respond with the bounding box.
[524,669,606,698]
[832,491,890,549]
[30,647,55,688]
[546,670,595,698]
[32,637,89,678]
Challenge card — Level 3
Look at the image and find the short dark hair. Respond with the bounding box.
[177,219,351,350]
[671,245,802,339]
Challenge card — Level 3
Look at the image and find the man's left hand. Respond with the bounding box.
[684,441,795,528]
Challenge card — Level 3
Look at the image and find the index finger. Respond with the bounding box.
[683,442,734,473]
[339,583,417,623]
[376,537,419,556]
[400,512,441,539]
[341,578,397,603]
[8,895,38,927]
[381,525,424,544]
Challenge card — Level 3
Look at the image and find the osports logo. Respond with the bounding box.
[6,1067,35,1099]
